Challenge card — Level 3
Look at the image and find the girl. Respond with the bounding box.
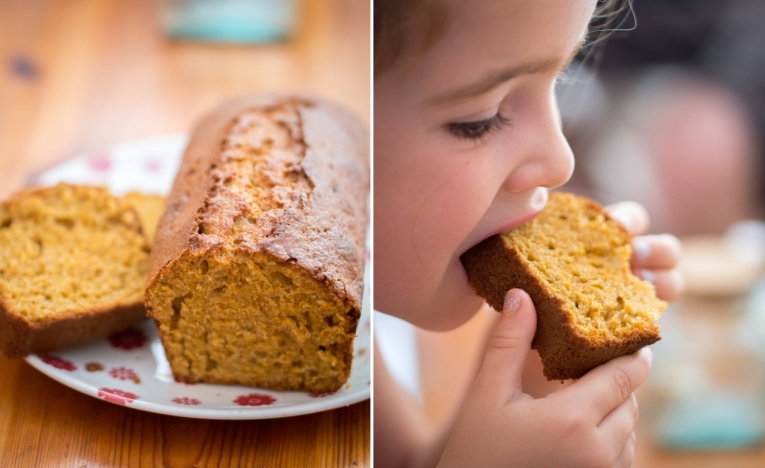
[374,0,684,466]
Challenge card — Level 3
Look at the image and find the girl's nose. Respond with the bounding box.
[503,90,575,193]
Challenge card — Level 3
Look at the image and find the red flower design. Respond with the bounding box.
[38,354,76,371]
[98,388,138,405]
[108,328,147,350]
[109,366,140,383]
[309,391,337,398]
[87,152,111,172]
[172,397,201,405]
[234,393,276,406]
[145,159,162,172]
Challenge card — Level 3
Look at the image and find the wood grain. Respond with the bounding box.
[0,356,369,467]
[0,0,370,466]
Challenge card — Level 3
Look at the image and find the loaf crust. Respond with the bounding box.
[146,96,368,392]
[0,299,145,358]
[461,192,664,380]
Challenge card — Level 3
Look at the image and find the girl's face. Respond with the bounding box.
[374,0,598,330]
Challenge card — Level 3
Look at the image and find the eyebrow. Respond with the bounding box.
[425,35,587,105]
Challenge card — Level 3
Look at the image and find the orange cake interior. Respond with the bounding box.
[149,253,353,391]
[0,184,148,323]
[503,193,664,342]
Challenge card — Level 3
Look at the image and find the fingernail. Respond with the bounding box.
[640,269,654,283]
[613,212,632,232]
[664,234,683,257]
[642,347,653,364]
[633,239,650,261]
[504,290,522,316]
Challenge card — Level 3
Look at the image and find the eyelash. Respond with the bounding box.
[446,112,511,142]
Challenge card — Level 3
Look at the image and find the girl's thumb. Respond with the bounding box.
[473,289,537,402]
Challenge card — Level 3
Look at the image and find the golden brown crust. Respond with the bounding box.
[460,193,662,380]
[149,95,368,309]
[0,296,145,358]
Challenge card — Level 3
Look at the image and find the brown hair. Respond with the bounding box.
[373,0,448,77]
[374,0,629,77]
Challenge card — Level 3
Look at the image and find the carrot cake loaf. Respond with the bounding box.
[145,96,368,393]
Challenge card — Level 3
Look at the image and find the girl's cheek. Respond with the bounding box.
[410,145,499,260]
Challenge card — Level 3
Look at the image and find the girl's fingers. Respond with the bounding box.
[632,234,682,270]
[605,202,650,236]
[475,289,538,404]
[636,268,685,302]
[597,394,638,466]
[597,393,639,437]
[557,348,652,424]
[613,432,637,468]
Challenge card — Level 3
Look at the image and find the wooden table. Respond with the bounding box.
[0,0,370,466]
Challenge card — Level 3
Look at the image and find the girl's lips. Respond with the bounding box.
[457,187,549,263]
[456,206,545,285]
[488,187,548,237]
[490,207,543,237]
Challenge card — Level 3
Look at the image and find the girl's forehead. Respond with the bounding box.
[394,0,597,98]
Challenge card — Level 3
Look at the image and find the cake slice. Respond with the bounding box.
[0,183,150,358]
[460,192,666,380]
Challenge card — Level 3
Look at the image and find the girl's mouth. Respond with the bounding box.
[489,187,548,237]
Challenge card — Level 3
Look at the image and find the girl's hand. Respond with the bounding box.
[605,201,684,301]
[438,200,679,467]
[439,289,651,468]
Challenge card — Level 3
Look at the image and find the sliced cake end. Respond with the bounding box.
[0,184,149,358]
[461,192,666,380]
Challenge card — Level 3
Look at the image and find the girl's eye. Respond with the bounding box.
[446,112,510,142]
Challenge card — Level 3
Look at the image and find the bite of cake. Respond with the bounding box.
[460,192,666,380]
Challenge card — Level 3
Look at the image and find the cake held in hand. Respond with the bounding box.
[0,184,150,358]
[460,192,666,380]
[145,96,368,393]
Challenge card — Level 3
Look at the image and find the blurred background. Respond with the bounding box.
[0,0,369,200]
[0,0,369,466]
[561,1,765,466]
[377,1,765,467]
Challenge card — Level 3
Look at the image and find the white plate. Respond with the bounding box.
[24,133,371,419]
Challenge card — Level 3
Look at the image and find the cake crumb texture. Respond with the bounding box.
[0,183,149,358]
[461,192,666,380]
[146,96,368,392]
